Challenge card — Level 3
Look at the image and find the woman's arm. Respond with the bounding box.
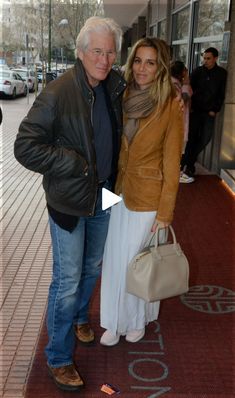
[154,98,184,226]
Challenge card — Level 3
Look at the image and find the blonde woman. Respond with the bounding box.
[100,37,184,346]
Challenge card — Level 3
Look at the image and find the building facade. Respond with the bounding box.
[104,0,234,191]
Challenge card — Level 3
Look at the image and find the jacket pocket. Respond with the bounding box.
[43,174,89,207]
[54,137,88,178]
[129,167,163,180]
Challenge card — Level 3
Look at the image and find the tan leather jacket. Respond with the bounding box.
[115,97,184,223]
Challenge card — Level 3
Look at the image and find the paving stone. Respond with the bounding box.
[1,95,50,397]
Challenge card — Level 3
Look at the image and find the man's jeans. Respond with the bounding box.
[45,183,111,367]
[182,111,215,174]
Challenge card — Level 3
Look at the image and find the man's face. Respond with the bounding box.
[78,32,117,87]
[203,52,217,70]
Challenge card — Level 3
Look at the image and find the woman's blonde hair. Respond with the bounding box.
[124,37,175,108]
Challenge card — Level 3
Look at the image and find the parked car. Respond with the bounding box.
[0,64,10,70]
[37,68,43,83]
[12,68,37,92]
[57,68,66,77]
[51,69,58,79]
[45,70,58,85]
[0,70,28,98]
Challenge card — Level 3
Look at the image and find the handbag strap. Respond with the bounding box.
[154,225,181,255]
[147,226,169,247]
[155,225,176,245]
[147,225,178,248]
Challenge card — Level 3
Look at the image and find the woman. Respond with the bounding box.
[100,37,184,346]
[170,61,193,183]
[170,61,192,149]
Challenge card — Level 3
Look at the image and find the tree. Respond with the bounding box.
[1,0,104,66]
[52,0,104,53]
[197,0,229,37]
[3,0,44,65]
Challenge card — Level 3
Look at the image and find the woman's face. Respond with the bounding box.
[132,46,158,90]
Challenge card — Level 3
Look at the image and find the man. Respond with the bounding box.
[180,47,227,183]
[14,17,126,391]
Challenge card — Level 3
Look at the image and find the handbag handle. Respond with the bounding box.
[155,225,176,246]
[146,225,171,247]
[153,225,182,257]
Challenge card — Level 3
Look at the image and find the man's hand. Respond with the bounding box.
[208,111,216,117]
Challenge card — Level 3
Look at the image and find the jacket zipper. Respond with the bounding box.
[90,92,98,216]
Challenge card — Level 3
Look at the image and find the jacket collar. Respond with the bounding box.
[203,63,218,73]
[74,58,126,100]
[105,68,127,100]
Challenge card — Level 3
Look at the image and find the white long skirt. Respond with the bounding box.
[100,199,160,335]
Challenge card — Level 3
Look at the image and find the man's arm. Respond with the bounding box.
[211,68,227,114]
[189,67,200,93]
[14,90,87,178]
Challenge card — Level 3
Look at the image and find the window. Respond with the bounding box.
[172,6,190,40]
[197,0,230,37]
[172,44,188,64]
[149,25,157,36]
[149,0,167,25]
[173,0,189,9]
[149,0,158,25]
[158,19,166,39]
[171,5,190,64]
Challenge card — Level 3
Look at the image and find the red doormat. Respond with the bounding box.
[25,176,235,398]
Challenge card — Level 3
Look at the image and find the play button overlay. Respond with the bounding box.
[102,188,122,210]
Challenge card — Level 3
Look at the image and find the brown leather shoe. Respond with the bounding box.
[75,323,95,344]
[47,363,84,391]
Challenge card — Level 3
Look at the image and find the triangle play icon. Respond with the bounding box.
[102,188,122,210]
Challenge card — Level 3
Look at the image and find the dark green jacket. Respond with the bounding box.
[14,59,126,217]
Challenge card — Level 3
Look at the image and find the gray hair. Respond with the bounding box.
[75,16,123,58]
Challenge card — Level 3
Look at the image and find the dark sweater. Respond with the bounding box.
[190,64,227,113]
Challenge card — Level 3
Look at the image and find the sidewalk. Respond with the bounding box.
[1,94,52,398]
[0,94,225,398]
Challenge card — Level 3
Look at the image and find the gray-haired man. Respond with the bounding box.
[14,16,126,391]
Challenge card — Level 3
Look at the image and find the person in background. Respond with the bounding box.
[100,37,184,346]
[180,47,227,183]
[14,16,126,391]
[0,106,2,125]
[170,60,193,183]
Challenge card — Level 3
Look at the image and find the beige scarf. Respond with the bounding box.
[123,83,155,143]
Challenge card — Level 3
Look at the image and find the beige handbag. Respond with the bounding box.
[126,225,189,302]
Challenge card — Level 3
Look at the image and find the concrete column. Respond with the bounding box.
[219,0,235,189]
[131,23,138,45]
[166,0,173,44]
[121,29,131,65]
[137,16,146,39]
[223,5,235,103]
